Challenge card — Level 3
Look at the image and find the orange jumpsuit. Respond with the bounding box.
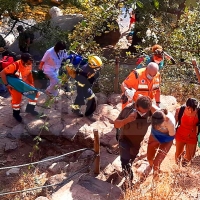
[4,60,39,110]
[122,68,161,109]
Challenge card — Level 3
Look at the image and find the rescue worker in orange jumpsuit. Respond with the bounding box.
[121,62,161,109]
[0,53,39,122]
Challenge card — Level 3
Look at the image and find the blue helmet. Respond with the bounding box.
[67,54,82,65]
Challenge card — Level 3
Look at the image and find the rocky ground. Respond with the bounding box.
[1,87,200,200]
[0,3,200,200]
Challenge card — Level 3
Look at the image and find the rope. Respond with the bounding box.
[0,152,97,196]
[0,148,93,170]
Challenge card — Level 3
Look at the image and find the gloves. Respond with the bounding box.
[125,88,136,101]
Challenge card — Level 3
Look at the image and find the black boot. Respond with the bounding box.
[25,104,39,116]
[72,108,84,117]
[13,110,22,122]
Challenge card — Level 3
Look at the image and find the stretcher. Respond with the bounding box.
[0,75,39,100]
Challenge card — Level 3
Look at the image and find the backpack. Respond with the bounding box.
[177,106,200,134]
[0,56,14,71]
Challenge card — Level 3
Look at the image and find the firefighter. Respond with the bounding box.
[121,62,161,109]
[69,55,102,121]
[0,53,39,122]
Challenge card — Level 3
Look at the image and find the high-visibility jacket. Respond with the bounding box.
[3,60,38,110]
[4,60,34,86]
[123,68,161,102]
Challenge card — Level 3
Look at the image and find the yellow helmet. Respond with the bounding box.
[88,56,102,68]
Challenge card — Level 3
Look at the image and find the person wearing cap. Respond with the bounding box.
[39,41,68,97]
[147,109,175,180]
[17,25,31,53]
[121,62,161,109]
[0,53,39,122]
[70,55,102,121]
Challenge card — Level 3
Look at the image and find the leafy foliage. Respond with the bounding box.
[68,0,119,56]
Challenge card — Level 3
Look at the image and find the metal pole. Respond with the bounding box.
[114,56,119,93]
[93,129,100,174]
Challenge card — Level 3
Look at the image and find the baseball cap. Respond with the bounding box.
[21,53,33,62]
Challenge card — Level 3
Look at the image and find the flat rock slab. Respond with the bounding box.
[78,175,122,200]
[51,179,102,200]
[51,175,122,200]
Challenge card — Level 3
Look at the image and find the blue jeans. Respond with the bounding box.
[0,83,6,92]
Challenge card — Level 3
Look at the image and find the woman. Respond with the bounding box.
[136,44,175,70]
[136,44,164,70]
[39,41,68,97]
[175,98,199,167]
[147,109,176,179]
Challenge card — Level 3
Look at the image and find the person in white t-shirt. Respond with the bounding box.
[39,41,68,96]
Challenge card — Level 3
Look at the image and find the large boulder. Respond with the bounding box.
[49,6,63,18]
[50,175,122,200]
[50,14,84,32]
[94,29,121,48]
[61,104,120,147]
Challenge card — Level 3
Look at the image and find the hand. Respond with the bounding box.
[192,58,198,68]
[126,111,137,123]
[6,84,12,91]
[125,88,136,101]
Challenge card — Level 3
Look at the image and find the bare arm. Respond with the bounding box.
[121,81,132,93]
[174,107,180,124]
[150,103,161,114]
[192,59,200,83]
[155,74,161,105]
[164,116,176,136]
[114,112,137,129]
[155,88,161,105]
[39,61,45,70]
[0,69,8,85]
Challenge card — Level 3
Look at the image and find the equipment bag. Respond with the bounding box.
[0,56,14,71]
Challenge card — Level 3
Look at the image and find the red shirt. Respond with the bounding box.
[176,114,198,144]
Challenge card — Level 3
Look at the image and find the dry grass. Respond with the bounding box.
[1,167,47,200]
[121,160,200,200]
